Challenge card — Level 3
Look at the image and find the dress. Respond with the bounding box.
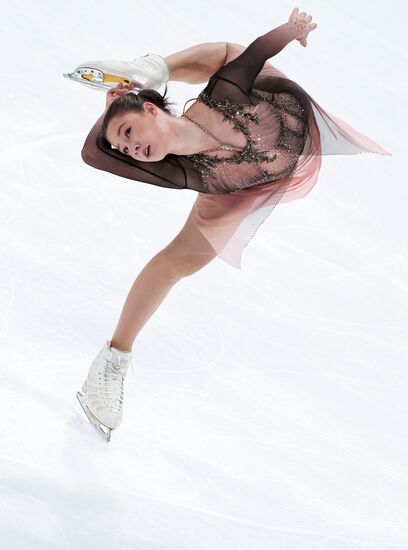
[81,23,391,269]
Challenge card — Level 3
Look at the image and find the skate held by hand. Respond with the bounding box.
[105,82,136,110]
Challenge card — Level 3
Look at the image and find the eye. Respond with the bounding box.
[123,128,131,154]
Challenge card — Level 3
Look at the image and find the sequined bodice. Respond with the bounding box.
[84,24,321,196]
[181,112,244,155]
[181,88,307,194]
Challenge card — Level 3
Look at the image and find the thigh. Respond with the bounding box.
[159,204,217,276]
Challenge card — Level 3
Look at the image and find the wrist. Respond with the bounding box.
[285,21,298,40]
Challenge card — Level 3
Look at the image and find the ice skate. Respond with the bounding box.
[76,340,133,442]
[63,53,170,92]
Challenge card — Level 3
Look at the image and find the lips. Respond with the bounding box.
[143,145,150,158]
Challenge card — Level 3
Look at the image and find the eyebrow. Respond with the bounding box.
[116,122,126,151]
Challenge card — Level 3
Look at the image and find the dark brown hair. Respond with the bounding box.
[99,85,176,145]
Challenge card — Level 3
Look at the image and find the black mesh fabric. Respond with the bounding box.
[80,22,391,270]
[81,23,312,193]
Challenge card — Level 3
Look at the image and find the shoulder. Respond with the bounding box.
[203,42,246,87]
[224,43,246,65]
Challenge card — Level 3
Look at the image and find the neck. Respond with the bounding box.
[167,115,212,155]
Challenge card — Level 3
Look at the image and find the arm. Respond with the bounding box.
[81,114,195,190]
[210,23,297,97]
[206,10,317,101]
[79,42,249,187]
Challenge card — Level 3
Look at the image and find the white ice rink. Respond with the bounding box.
[0,1,406,548]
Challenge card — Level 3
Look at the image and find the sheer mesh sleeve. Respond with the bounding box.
[80,23,297,192]
[81,114,203,192]
[205,23,296,105]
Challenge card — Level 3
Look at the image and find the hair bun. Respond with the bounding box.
[138,84,175,113]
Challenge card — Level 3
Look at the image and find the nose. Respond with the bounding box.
[134,144,143,157]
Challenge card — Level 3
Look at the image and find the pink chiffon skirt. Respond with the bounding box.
[191,62,392,270]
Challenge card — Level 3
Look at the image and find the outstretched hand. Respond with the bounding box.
[105,82,136,110]
[288,7,318,47]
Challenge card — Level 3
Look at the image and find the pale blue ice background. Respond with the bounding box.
[0,1,406,549]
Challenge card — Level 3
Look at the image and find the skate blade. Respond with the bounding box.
[63,67,142,93]
[76,391,112,442]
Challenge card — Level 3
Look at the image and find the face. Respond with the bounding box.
[105,102,168,162]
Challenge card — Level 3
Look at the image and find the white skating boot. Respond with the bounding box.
[76,340,133,442]
[63,53,170,92]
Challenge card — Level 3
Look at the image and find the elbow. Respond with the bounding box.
[81,146,95,167]
[81,147,90,164]
[81,114,105,167]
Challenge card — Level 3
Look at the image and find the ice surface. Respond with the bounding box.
[0,1,406,549]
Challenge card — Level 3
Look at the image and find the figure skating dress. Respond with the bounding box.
[81,24,391,269]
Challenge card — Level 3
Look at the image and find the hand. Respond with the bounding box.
[105,82,136,110]
[287,7,318,47]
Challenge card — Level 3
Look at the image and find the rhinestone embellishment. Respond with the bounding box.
[182,88,306,194]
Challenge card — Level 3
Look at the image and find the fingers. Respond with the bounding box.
[117,82,135,89]
[290,7,317,27]
[108,82,135,99]
[106,82,136,109]
[112,82,135,92]
[289,6,318,45]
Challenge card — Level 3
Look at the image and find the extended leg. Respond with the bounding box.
[110,208,216,352]
[164,42,228,84]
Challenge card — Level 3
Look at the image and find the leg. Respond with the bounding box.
[165,42,227,84]
[165,42,246,84]
[110,208,216,352]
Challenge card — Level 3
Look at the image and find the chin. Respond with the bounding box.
[154,144,170,161]
[153,152,166,161]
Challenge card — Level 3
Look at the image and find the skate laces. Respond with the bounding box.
[104,354,134,415]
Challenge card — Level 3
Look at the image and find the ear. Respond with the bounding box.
[143,101,157,116]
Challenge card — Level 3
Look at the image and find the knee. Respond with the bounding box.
[178,252,217,278]
[158,249,217,279]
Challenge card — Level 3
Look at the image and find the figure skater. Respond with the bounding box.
[75,8,391,441]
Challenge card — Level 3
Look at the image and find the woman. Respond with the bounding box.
[76,8,391,441]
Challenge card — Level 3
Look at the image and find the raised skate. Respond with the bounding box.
[63,53,169,92]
